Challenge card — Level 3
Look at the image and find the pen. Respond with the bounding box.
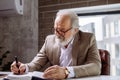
[15,56,20,74]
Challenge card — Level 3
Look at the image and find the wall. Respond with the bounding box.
[39,0,120,49]
[0,0,38,65]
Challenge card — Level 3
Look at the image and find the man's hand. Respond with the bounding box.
[11,61,26,74]
[43,65,66,79]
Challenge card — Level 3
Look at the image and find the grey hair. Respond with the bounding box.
[56,10,79,28]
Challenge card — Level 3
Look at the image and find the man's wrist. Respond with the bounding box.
[25,64,29,73]
[64,67,70,78]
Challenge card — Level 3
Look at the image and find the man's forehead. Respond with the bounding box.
[55,15,71,23]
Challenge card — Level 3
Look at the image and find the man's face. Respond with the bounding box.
[54,15,74,46]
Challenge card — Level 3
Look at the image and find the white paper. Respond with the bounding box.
[32,71,44,78]
[6,71,44,80]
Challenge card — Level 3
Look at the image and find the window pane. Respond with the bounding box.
[79,14,120,76]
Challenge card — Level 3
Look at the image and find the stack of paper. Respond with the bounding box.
[6,71,45,80]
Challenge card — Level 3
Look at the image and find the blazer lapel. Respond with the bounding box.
[53,39,61,65]
[72,31,82,66]
[52,31,83,66]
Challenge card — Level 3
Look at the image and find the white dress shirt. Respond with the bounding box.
[25,38,75,78]
[59,39,75,78]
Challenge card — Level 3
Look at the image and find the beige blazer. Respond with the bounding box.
[27,31,101,78]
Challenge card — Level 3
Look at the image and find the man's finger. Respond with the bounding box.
[11,68,19,74]
[19,67,25,74]
[44,73,57,79]
[44,68,56,75]
[44,65,58,72]
[44,66,56,72]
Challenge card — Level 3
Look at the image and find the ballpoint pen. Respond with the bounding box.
[15,56,20,74]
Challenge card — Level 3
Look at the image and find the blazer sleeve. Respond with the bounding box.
[73,34,101,77]
[26,37,48,72]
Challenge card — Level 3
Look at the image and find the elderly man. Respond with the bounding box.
[11,10,101,79]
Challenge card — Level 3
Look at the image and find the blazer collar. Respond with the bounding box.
[53,41,61,65]
[53,30,82,66]
[71,31,81,66]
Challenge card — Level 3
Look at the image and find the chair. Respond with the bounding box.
[99,49,110,75]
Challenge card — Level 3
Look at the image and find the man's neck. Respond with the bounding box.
[64,37,74,48]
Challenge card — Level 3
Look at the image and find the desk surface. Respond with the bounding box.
[0,72,120,80]
[68,76,120,80]
[0,72,10,80]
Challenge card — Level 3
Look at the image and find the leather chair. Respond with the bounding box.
[99,49,110,75]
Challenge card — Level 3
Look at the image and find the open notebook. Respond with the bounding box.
[5,71,46,80]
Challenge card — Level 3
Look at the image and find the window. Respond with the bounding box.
[78,5,120,76]
[64,3,120,76]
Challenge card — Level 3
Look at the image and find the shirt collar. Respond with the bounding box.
[61,37,74,49]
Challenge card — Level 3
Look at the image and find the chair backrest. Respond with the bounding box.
[99,49,110,75]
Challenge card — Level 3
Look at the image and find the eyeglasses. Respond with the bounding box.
[54,27,72,36]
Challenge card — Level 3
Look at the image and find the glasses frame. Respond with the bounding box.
[54,27,72,37]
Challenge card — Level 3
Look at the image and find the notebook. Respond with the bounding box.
[5,71,47,80]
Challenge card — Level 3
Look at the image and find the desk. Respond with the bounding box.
[0,72,120,80]
[0,72,10,80]
[68,76,120,80]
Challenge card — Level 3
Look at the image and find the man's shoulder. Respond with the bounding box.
[46,34,55,39]
[44,35,57,46]
[45,34,56,42]
[79,30,94,37]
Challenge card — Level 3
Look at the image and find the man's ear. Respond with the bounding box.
[74,28,79,33]
[73,28,79,35]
